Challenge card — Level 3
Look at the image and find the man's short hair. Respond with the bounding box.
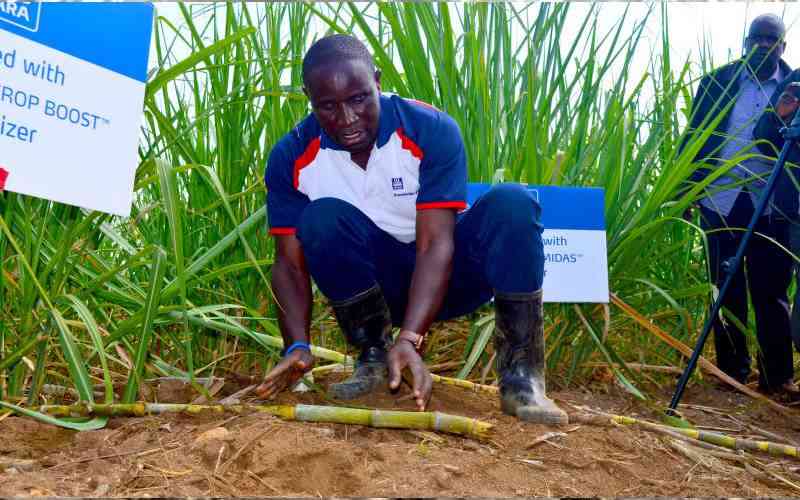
[749,13,786,37]
[302,34,375,84]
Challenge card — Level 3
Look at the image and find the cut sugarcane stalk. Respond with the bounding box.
[573,412,799,459]
[38,402,493,440]
[431,374,498,394]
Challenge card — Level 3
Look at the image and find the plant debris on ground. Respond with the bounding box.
[2,373,800,497]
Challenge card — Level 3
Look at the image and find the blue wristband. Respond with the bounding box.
[284,341,311,357]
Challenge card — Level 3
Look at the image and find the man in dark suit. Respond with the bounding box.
[682,14,797,398]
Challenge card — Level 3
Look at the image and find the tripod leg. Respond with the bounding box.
[702,202,752,384]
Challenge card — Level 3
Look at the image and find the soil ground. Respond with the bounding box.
[2,372,800,497]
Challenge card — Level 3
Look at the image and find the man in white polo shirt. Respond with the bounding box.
[256,34,565,424]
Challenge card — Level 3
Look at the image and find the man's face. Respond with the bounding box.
[744,18,786,74]
[304,59,381,157]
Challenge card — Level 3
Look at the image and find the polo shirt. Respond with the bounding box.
[265,94,467,243]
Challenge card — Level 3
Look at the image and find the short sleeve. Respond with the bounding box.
[415,113,467,210]
[264,142,310,235]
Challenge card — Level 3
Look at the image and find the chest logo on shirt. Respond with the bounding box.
[391,177,404,191]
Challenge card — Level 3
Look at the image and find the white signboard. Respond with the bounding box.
[468,183,610,303]
[0,1,154,216]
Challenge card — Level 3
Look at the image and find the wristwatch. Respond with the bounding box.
[397,329,427,354]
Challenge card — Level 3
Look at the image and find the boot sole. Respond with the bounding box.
[328,377,386,400]
[516,406,569,425]
[328,383,380,400]
[502,398,569,425]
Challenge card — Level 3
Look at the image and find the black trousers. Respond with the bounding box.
[700,193,793,390]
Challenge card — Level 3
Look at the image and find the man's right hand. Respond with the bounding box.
[255,349,315,399]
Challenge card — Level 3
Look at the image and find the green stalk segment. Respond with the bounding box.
[293,404,491,439]
[39,402,492,440]
[430,374,498,395]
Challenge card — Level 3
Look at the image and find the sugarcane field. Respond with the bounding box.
[7,1,800,498]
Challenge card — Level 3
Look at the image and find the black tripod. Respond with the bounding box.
[668,110,800,415]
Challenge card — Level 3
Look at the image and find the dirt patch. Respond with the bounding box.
[1,375,800,496]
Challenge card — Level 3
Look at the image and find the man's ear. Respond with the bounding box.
[303,86,314,109]
[374,70,382,91]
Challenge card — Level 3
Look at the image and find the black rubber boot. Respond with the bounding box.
[328,285,392,400]
[495,289,568,425]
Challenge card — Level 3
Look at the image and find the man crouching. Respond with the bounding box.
[256,34,565,424]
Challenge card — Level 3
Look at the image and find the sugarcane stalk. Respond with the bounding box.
[572,412,799,459]
[430,374,498,394]
[582,362,683,375]
[310,363,352,376]
[38,402,492,440]
[312,363,499,394]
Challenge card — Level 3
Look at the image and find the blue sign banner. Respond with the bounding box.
[467,183,608,303]
[0,2,153,82]
[0,1,153,216]
[467,183,606,231]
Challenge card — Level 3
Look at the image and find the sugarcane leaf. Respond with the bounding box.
[123,248,167,403]
[0,401,107,431]
[62,295,114,404]
[457,314,495,380]
[146,27,256,98]
[52,310,95,403]
[194,165,271,291]
[161,207,266,304]
[573,304,645,401]
[0,335,44,373]
[156,159,184,300]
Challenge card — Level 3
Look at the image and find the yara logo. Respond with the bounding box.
[0,1,42,32]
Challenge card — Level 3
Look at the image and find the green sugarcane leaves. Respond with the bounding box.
[458,313,496,380]
[53,310,94,403]
[146,27,256,100]
[62,295,114,404]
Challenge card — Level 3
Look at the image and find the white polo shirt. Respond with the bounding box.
[265,94,467,243]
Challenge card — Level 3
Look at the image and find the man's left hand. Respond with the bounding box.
[388,339,432,411]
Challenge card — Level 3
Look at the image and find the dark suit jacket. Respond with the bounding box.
[681,59,793,187]
[753,68,800,219]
